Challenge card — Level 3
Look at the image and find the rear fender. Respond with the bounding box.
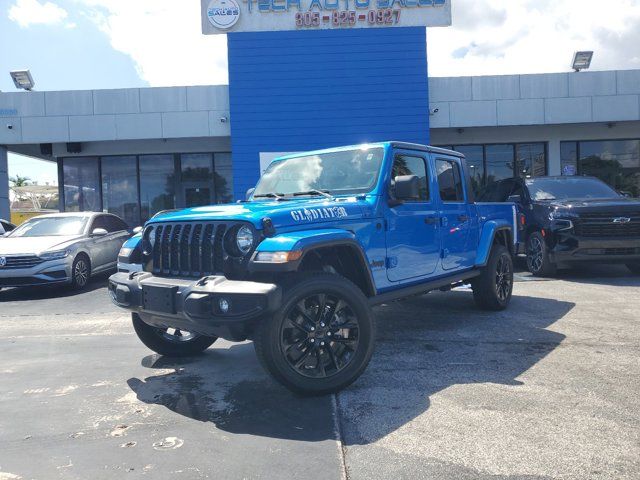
[475,221,514,267]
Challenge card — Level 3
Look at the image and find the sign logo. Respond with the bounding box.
[0,257,6,267]
[612,217,631,224]
[207,0,240,30]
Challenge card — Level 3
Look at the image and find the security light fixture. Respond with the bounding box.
[571,51,593,72]
[10,70,35,90]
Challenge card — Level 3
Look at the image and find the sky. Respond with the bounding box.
[2,0,640,185]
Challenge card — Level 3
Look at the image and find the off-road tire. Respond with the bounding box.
[254,272,375,396]
[70,253,91,290]
[132,313,217,357]
[526,232,557,277]
[472,244,514,311]
[626,262,640,274]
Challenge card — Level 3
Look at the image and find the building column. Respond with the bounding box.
[547,138,562,176]
[0,146,9,220]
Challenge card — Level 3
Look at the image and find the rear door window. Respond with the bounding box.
[436,159,465,202]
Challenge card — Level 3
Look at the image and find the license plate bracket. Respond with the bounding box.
[142,284,178,314]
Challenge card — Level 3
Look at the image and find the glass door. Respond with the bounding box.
[180,153,215,208]
[183,185,212,208]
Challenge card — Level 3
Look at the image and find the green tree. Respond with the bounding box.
[9,175,31,187]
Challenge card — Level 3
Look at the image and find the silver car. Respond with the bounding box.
[0,212,131,290]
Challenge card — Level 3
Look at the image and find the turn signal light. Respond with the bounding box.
[253,251,303,263]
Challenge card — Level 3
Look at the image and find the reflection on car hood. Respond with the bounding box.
[147,197,367,229]
[0,236,83,255]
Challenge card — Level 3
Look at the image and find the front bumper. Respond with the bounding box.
[550,235,640,264]
[0,258,72,287]
[108,272,282,341]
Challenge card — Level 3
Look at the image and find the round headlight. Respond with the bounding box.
[236,226,254,254]
[142,226,155,255]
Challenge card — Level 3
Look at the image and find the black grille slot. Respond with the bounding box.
[1,255,45,269]
[575,212,640,237]
[148,222,236,277]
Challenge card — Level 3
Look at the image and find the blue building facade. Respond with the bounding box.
[227,27,430,198]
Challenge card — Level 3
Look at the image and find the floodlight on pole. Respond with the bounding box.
[571,51,593,72]
[10,70,35,91]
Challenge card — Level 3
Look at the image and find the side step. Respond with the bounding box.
[369,270,480,306]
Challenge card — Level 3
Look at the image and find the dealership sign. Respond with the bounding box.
[201,0,451,34]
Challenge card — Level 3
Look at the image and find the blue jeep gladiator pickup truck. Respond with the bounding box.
[109,142,517,395]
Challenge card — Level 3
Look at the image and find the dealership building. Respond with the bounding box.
[1,9,640,226]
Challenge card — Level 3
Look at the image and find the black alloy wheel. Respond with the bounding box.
[254,272,375,396]
[132,313,218,357]
[280,293,360,379]
[526,232,557,277]
[495,254,512,302]
[526,234,544,273]
[472,244,514,311]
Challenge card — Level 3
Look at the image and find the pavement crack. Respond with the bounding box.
[332,393,349,480]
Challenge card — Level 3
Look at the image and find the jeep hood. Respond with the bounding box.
[147,198,367,230]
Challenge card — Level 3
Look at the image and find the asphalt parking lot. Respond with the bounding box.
[0,266,639,480]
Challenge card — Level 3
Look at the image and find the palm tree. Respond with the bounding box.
[10,175,31,187]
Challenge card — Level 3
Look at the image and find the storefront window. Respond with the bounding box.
[181,153,212,181]
[454,145,485,195]
[63,157,100,213]
[214,153,234,203]
[516,143,546,178]
[578,140,640,197]
[486,144,515,183]
[140,155,176,221]
[560,142,578,176]
[101,156,139,226]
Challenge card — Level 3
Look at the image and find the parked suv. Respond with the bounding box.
[109,142,517,395]
[479,176,640,276]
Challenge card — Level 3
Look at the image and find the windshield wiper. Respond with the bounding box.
[253,193,289,201]
[292,189,334,199]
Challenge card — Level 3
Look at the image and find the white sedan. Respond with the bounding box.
[0,212,131,290]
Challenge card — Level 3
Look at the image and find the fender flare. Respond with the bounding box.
[475,221,514,267]
[249,228,376,296]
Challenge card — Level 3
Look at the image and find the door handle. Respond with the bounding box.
[457,215,469,222]
[424,216,438,225]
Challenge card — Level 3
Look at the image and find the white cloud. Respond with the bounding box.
[8,0,69,28]
[76,0,228,87]
[71,0,640,87]
[427,0,640,77]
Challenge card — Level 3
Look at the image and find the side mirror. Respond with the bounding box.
[507,194,523,204]
[92,228,108,236]
[393,175,419,201]
[246,188,255,200]
[132,226,143,234]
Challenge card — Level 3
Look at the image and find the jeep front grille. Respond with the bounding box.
[147,222,228,277]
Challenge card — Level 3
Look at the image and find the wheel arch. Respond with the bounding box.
[475,222,515,267]
[250,229,376,297]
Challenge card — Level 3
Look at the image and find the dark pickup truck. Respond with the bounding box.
[479,176,640,276]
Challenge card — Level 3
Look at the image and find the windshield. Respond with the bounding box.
[526,177,620,201]
[9,216,89,237]
[253,148,384,198]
